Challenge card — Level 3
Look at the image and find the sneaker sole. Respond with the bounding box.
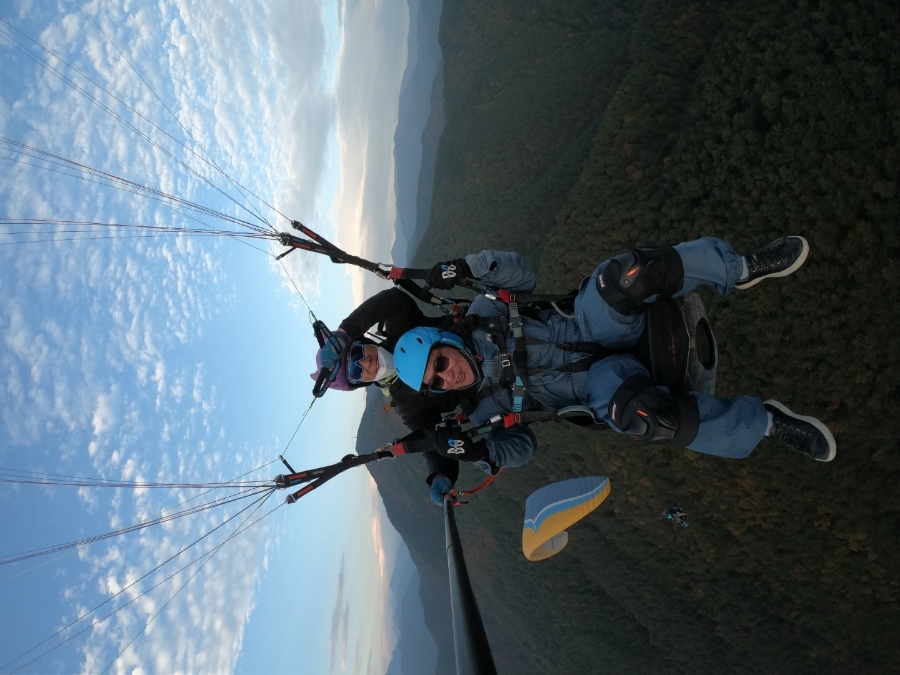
[764,399,836,462]
[735,236,809,290]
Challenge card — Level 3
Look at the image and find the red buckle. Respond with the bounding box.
[390,442,407,456]
[455,412,466,422]
[387,267,404,280]
[497,289,516,303]
[503,413,520,428]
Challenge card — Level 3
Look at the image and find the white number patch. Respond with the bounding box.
[446,439,466,455]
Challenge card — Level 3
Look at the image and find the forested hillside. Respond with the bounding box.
[414,0,640,268]
[367,0,900,673]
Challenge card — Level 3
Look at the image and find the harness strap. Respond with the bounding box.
[486,307,617,404]
[386,429,433,456]
[392,277,470,312]
[507,301,528,412]
[526,356,602,375]
[557,341,618,355]
[499,410,561,426]
[488,288,577,306]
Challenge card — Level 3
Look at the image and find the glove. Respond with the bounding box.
[426,258,473,290]
[430,474,454,506]
[317,330,349,371]
[432,425,487,463]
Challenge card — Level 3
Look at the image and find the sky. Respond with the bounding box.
[0,1,423,673]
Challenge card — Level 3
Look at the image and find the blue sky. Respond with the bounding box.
[0,1,420,673]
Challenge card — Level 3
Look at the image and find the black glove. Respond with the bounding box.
[432,425,487,462]
[426,258,472,290]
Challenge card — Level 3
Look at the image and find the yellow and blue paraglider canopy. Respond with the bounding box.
[522,476,611,561]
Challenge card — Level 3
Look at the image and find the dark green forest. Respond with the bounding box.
[361,0,900,673]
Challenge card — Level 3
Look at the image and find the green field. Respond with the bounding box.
[363,0,900,672]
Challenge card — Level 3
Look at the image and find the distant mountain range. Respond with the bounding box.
[385,550,438,675]
[390,0,445,266]
[359,391,456,675]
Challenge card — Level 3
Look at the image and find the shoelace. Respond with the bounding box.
[747,240,789,273]
[771,421,812,455]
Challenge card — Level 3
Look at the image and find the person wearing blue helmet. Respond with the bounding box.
[311,287,476,434]
[396,237,837,506]
[312,287,428,390]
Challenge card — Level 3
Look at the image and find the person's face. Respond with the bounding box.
[422,345,475,391]
[355,345,381,382]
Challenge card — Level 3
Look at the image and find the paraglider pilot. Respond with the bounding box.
[662,507,688,528]
[311,287,471,432]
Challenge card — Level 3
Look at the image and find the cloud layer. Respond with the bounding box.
[0,1,329,672]
[1,0,413,671]
[330,0,410,303]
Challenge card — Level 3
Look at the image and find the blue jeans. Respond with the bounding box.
[574,237,768,459]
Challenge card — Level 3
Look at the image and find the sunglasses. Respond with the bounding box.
[427,354,450,390]
[347,343,367,383]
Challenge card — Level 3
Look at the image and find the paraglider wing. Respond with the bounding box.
[522,476,611,561]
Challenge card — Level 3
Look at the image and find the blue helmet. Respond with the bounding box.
[394,327,467,392]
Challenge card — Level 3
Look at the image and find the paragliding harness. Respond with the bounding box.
[429,282,719,440]
[466,308,615,431]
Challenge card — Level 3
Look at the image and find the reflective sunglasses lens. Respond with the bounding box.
[347,344,366,383]
[434,355,449,373]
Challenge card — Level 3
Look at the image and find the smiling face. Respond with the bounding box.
[422,345,476,391]
[351,344,381,382]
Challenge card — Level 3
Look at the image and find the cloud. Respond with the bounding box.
[330,0,409,304]
[91,392,116,435]
[0,0,416,671]
[330,556,350,673]
[0,2,311,673]
[323,472,401,675]
[364,472,398,673]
